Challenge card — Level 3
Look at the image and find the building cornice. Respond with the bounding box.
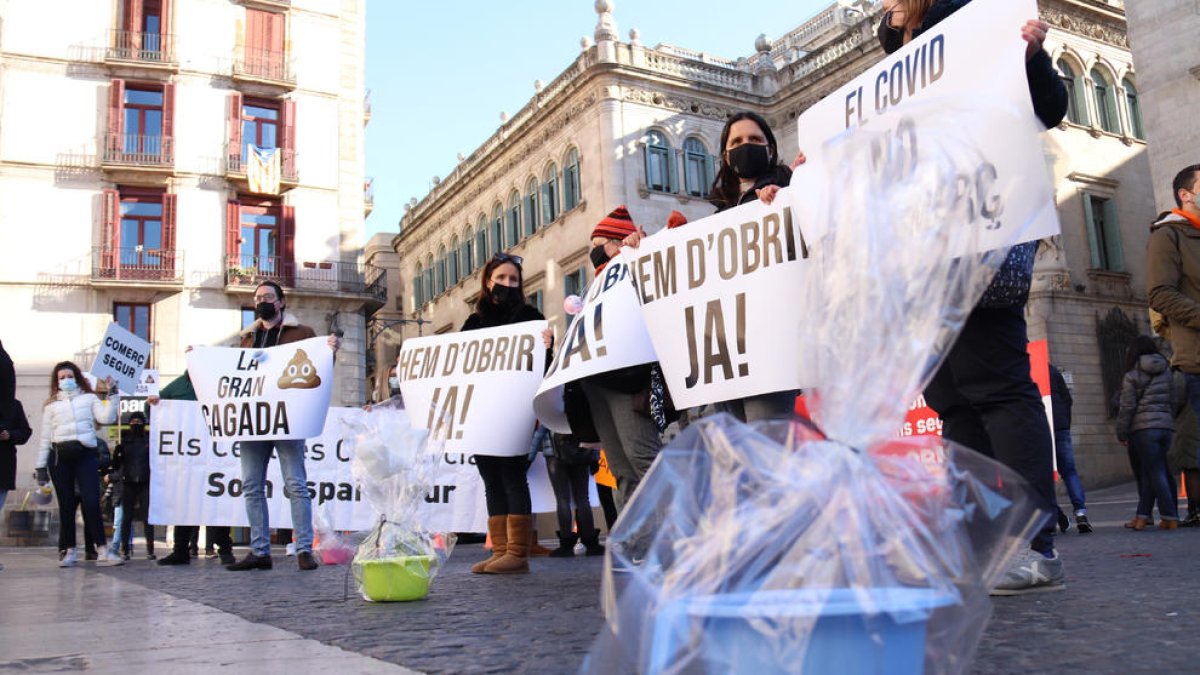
[1042,0,1128,48]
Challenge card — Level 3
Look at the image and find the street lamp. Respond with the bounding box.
[369,315,433,337]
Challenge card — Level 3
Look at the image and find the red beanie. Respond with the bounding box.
[666,210,688,229]
[591,206,638,240]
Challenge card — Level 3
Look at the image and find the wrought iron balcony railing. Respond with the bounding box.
[93,247,183,283]
[226,256,386,303]
[103,133,174,167]
[233,48,296,85]
[225,143,298,183]
[106,29,176,64]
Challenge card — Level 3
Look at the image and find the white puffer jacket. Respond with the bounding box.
[36,389,119,468]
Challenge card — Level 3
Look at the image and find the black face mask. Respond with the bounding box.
[877,12,903,54]
[490,284,520,306]
[256,301,279,321]
[128,424,145,435]
[590,245,611,270]
[728,143,772,179]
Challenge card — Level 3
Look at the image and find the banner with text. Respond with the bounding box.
[626,197,813,408]
[396,320,547,457]
[91,322,151,396]
[793,0,1058,252]
[534,257,659,432]
[186,336,334,442]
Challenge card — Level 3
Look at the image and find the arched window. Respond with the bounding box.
[436,245,447,295]
[683,137,714,197]
[507,191,521,244]
[1123,77,1144,140]
[1057,59,1088,126]
[475,215,488,268]
[448,236,460,285]
[1091,67,1120,134]
[413,263,424,308]
[423,254,434,304]
[524,177,539,235]
[644,130,675,193]
[563,148,581,211]
[541,163,559,225]
[461,226,475,277]
[491,203,504,254]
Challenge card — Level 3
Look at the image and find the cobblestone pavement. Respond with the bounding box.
[2,482,1197,674]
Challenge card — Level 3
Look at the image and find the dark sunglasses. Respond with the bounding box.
[493,252,524,266]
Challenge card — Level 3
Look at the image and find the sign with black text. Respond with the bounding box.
[91,322,151,396]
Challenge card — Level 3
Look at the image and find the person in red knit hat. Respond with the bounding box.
[577,206,663,508]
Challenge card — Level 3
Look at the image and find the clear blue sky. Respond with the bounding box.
[364,0,833,238]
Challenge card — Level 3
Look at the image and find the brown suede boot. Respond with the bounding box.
[471,516,508,574]
[529,528,552,557]
[484,514,531,574]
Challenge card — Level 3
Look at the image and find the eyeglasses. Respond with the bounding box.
[493,252,524,266]
[254,293,278,302]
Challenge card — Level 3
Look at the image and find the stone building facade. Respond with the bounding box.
[0,0,378,515]
[386,0,1151,488]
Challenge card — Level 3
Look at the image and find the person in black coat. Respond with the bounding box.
[462,253,553,576]
[878,0,1069,595]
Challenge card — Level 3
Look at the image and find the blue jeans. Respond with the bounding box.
[239,439,312,556]
[1130,429,1179,521]
[108,503,130,555]
[1054,429,1087,514]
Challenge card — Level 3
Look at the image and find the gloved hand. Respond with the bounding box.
[35,467,49,485]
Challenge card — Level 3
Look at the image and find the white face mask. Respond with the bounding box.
[388,377,400,390]
[60,377,78,392]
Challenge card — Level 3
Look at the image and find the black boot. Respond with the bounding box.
[550,531,578,558]
[157,550,190,566]
[1182,504,1200,528]
[581,529,605,556]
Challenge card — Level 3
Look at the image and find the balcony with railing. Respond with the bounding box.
[364,178,375,216]
[225,256,387,306]
[92,247,184,285]
[105,29,176,67]
[225,142,298,190]
[232,48,296,87]
[102,133,174,170]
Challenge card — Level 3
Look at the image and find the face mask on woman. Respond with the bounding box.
[728,143,772,179]
[490,284,520,305]
[388,376,400,390]
[590,244,611,270]
[60,377,78,393]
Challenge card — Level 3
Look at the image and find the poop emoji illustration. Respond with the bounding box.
[278,349,322,389]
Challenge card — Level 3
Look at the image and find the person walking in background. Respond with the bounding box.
[34,362,122,567]
[1116,336,1180,530]
[1168,370,1200,527]
[1048,364,1090,533]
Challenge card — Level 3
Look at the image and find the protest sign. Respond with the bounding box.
[626,197,812,409]
[134,369,160,398]
[148,401,376,529]
[149,403,576,532]
[793,0,1058,251]
[534,257,658,432]
[186,336,334,441]
[396,320,547,457]
[91,322,151,395]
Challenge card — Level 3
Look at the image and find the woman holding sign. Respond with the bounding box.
[876,0,1069,595]
[34,362,122,567]
[463,253,553,575]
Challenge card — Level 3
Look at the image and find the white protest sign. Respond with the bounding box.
[148,401,377,529]
[186,336,333,441]
[533,257,658,432]
[794,0,1058,251]
[627,197,812,409]
[134,369,160,398]
[397,320,547,457]
[91,322,151,395]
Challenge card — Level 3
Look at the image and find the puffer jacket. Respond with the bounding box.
[36,389,119,468]
[1115,353,1175,440]
[1147,210,1200,373]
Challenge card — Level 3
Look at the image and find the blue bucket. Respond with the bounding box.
[648,587,956,674]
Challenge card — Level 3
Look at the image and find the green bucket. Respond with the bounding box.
[358,555,435,602]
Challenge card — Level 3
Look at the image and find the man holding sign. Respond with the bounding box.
[875,0,1068,595]
[190,281,339,572]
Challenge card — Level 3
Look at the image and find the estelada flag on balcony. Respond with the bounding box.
[247,144,281,195]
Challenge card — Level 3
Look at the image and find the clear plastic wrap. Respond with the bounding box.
[313,506,354,565]
[345,401,456,601]
[587,100,1053,674]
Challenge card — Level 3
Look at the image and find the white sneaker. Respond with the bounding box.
[101,550,125,566]
[990,548,1064,595]
[285,542,296,557]
[59,548,78,568]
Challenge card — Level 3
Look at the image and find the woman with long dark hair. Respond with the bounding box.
[34,362,122,567]
[464,253,552,574]
[1116,336,1179,530]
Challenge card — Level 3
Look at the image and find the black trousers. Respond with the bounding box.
[545,455,595,536]
[924,306,1056,553]
[475,455,531,516]
[172,525,232,555]
[50,448,105,551]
